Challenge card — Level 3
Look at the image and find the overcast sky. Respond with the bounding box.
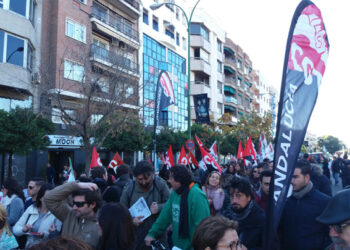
[195,0,350,146]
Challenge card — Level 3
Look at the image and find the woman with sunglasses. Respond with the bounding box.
[13,183,62,248]
[192,216,244,250]
[202,171,225,215]
[0,203,19,249]
[1,178,25,230]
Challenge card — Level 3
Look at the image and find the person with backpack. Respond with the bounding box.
[120,160,170,250]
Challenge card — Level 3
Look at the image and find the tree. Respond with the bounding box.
[318,135,345,154]
[300,144,308,154]
[40,43,142,173]
[0,108,55,179]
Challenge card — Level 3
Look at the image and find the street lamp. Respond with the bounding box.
[150,0,201,140]
[6,47,24,62]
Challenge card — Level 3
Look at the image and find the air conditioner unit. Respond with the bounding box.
[31,72,40,84]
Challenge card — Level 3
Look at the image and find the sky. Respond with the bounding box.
[195,0,350,146]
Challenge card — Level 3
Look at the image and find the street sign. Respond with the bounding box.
[186,139,195,151]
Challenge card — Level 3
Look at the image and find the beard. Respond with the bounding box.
[232,204,245,213]
[332,237,350,250]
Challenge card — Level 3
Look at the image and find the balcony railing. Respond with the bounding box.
[225,76,236,85]
[90,44,139,74]
[91,4,139,42]
[124,0,139,10]
[225,96,238,105]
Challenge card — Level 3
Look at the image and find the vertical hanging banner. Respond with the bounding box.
[266,0,330,243]
[193,94,210,124]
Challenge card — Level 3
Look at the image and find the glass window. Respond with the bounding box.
[217,40,222,52]
[176,33,179,46]
[217,82,222,94]
[152,16,158,31]
[218,102,222,115]
[0,0,3,8]
[6,34,24,67]
[217,60,222,73]
[64,60,84,82]
[65,18,86,43]
[0,31,3,62]
[9,0,27,16]
[0,97,11,112]
[143,9,148,25]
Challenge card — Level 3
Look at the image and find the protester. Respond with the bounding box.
[317,189,350,249]
[192,216,243,250]
[279,160,331,250]
[254,170,272,212]
[221,175,265,249]
[145,164,210,250]
[202,170,225,215]
[320,155,331,179]
[25,178,45,210]
[235,160,246,176]
[114,164,132,190]
[90,167,108,193]
[120,160,170,250]
[46,163,56,185]
[311,163,332,197]
[1,178,25,229]
[27,236,92,250]
[341,154,350,188]
[331,155,342,186]
[249,166,260,190]
[0,203,18,249]
[44,182,102,249]
[98,203,135,250]
[224,162,236,175]
[13,183,62,248]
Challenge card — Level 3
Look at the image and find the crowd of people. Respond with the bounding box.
[0,153,350,250]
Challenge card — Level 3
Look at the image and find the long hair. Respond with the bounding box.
[98,203,135,250]
[204,171,222,189]
[3,178,25,202]
[35,183,54,208]
[0,203,11,236]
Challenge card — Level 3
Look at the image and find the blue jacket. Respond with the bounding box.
[279,188,331,250]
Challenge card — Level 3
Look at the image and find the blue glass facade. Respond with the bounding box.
[143,34,187,130]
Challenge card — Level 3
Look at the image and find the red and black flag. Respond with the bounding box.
[264,1,329,249]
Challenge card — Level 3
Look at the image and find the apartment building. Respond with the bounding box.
[141,0,189,131]
[190,8,226,123]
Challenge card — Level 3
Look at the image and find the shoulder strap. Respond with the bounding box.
[127,180,135,206]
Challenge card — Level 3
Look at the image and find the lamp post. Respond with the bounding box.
[6,47,24,62]
[150,0,200,140]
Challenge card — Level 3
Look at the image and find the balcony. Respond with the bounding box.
[91,4,139,47]
[90,44,139,76]
[190,57,211,75]
[224,57,237,71]
[191,81,211,98]
[191,35,211,53]
[105,0,140,19]
[225,96,238,105]
[225,76,236,86]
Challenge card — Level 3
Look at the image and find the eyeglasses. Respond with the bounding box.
[73,201,87,208]
[330,222,350,233]
[28,186,34,190]
[217,240,241,250]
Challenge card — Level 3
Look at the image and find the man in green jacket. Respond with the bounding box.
[44,181,102,249]
[145,165,210,250]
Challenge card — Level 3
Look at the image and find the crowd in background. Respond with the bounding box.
[0,152,350,250]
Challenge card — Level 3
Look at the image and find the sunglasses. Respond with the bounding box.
[28,186,34,190]
[73,201,87,208]
[331,222,350,233]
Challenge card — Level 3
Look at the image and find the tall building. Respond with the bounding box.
[190,8,226,123]
[0,0,43,182]
[39,0,140,174]
[223,37,254,123]
[141,0,188,131]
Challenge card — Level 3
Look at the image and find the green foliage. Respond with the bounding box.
[0,108,55,154]
[300,144,308,154]
[318,135,345,154]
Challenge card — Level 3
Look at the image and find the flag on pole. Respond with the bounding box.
[195,134,209,152]
[209,141,218,161]
[243,136,257,166]
[89,146,103,169]
[199,144,222,173]
[264,1,329,249]
[237,141,244,160]
[67,157,75,182]
[267,142,274,161]
[108,152,124,173]
[164,145,174,169]
[178,146,189,165]
[259,133,269,161]
[188,151,199,169]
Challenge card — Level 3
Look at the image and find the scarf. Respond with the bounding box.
[292,181,313,199]
[176,182,193,238]
[1,194,18,209]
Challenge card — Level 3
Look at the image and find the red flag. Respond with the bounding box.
[108,152,124,172]
[209,141,218,160]
[243,136,257,166]
[188,151,199,168]
[237,141,244,160]
[199,144,222,173]
[178,146,189,165]
[195,134,209,152]
[90,146,103,169]
[164,145,174,169]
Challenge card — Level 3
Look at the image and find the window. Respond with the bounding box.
[176,8,179,20]
[217,82,222,94]
[190,23,209,41]
[52,108,75,125]
[1,0,34,20]
[64,60,84,82]
[182,37,186,50]
[143,9,148,25]
[77,0,87,4]
[217,103,223,115]
[237,58,242,69]
[237,76,242,86]
[0,95,32,111]
[0,31,33,70]
[65,18,86,43]
[91,114,103,125]
[165,27,174,39]
[217,60,222,73]
[176,33,180,46]
[152,16,158,31]
[217,40,222,53]
[194,48,209,63]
